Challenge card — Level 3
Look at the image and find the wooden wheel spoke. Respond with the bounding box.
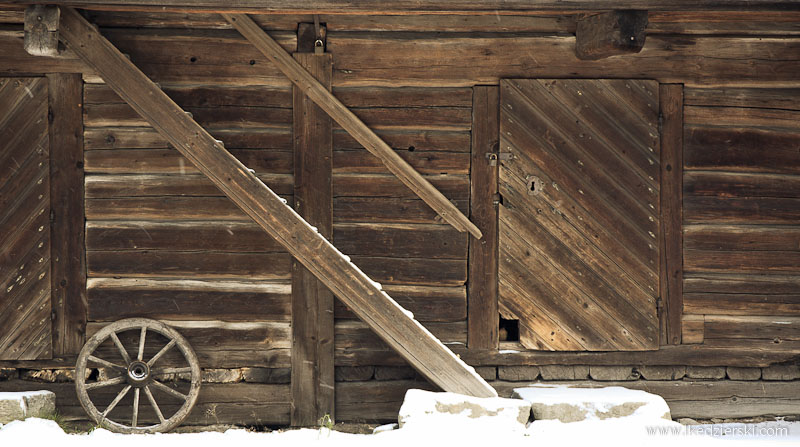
[137,327,147,361]
[132,388,140,428]
[110,332,132,364]
[152,366,192,375]
[149,379,188,401]
[88,355,125,371]
[85,375,126,391]
[147,339,176,367]
[144,385,166,423]
[102,385,131,418]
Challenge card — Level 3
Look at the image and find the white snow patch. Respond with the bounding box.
[398,389,530,433]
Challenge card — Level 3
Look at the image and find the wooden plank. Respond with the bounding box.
[223,13,481,239]
[685,171,800,199]
[685,106,800,128]
[684,196,800,224]
[684,225,800,251]
[684,126,800,175]
[47,73,86,357]
[684,274,800,316]
[681,315,704,344]
[60,7,494,398]
[659,83,683,345]
[685,250,800,275]
[87,278,291,322]
[685,87,800,110]
[18,0,800,13]
[84,173,294,198]
[334,285,466,322]
[0,77,52,361]
[291,51,335,426]
[704,315,800,341]
[468,86,499,350]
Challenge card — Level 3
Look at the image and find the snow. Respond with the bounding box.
[513,384,672,421]
[1,413,799,447]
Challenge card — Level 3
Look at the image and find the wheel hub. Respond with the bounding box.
[127,361,150,385]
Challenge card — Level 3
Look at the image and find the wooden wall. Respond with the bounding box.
[0,5,799,425]
[682,87,800,346]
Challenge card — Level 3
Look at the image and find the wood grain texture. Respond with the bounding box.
[468,86,499,349]
[47,73,86,357]
[498,79,659,351]
[659,84,683,345]
[0,77,52,361]
[223,13,481,238]
[60,7,494,398]
[291,52,335,425]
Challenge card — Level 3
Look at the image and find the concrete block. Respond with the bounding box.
[686,366,726,379]
[498,366,539,381]
[398,389,530,431]
[637,366,686,381]
[475,366,497,381]
[762,364,800,381]
[540,365,588,380]
[0,390,56,424]
[513,384,671,423]
[589,366,640,381]
[726,367,761,381]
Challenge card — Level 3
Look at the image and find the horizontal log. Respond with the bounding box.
[84,196,469,223]
[684,106,800,128]
[85,103,292,128]
[685,273,800,294]
[335,321,466,366]
[335,284,466,322]
[86,220,467,259]
[87,250,293,279]
[87,250,464,285]
[684,196,800,224]
[0,380,291,425]
[703,315,800,341]
[684,225,800,251]
[685,87,800,110]
[87,277,291,321]
[84,148,293,174]
[84,172,468,200]
[685,125,800,174]
[87,320,291,368]
[336,380,434,423]
[84,83,292,106]
[684,249,800,274]
[15,1,800,14]
[334,149,469,175]
[683,293,800,316]
[684,171,800,198]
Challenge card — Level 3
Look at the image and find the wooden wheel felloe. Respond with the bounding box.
[75,318,201,433]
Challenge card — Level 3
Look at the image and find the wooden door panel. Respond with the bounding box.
[498,78,659,351]
[0,77,52,360]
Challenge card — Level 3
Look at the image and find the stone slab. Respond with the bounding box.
[0,390,56,424]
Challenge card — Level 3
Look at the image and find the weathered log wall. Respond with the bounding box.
[0,5,799,425]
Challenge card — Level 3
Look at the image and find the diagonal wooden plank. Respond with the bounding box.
[58,7,495,398]
[221,13,481,239]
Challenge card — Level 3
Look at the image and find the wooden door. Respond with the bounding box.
[498,79,660,351]
[0,77,53,360]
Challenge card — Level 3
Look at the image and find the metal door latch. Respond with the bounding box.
[486,152,513,166]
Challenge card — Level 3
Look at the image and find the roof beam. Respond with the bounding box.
[222,13,481,239]
[8,1,800,13]
[56,6,496,398]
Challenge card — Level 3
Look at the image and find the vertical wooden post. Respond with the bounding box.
[291,43,335,425]
[48,73,86,356]
[468,86,500,349]
[659,83,684,345]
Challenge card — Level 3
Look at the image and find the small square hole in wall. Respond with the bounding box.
[499,316,519,342]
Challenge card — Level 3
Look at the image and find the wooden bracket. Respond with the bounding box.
[575,10,648,60]
[24,5,62,57]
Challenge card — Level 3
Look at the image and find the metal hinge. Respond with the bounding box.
[655,297,663,310]
[486,152,513,166]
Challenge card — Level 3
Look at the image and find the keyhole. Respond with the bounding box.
[526,176,543,196]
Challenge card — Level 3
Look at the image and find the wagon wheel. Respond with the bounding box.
[75,318,201,433]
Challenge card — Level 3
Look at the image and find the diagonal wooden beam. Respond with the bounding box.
[222,13,482,240]
[57,7,496,398]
